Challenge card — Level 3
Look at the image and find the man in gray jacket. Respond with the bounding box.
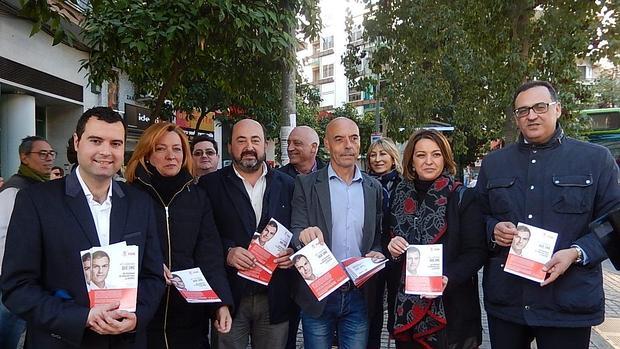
[290,117,385,348]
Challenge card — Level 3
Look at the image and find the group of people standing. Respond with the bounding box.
[0,79,618,349]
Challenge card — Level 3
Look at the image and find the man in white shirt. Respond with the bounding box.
[199,119,296,349]
[0,107,164,348]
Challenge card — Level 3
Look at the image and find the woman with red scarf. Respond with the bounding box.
[386,130,487,349]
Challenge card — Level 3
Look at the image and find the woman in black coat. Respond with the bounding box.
[125,122,233,349]
[386,130,487,349]
[366,137,403,349]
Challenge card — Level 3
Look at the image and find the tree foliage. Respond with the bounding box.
[590,66,620,108]
[347,0,619,167]
[20,0,321,137]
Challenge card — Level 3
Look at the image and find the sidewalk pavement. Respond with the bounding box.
[293,260,620,348]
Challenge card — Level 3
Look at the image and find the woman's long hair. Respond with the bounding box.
[125,122,194,182]
[366,137,403,175]
[401,129,456,181]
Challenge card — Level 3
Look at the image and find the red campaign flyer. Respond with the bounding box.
[504,222,558,283]
[342,256,388,287]
[81,242,138,312]
[405,244,443,296]
[290,238,349,301]
[247,218,293,273]
[238,218,293,286]
[237,264,273,286]
[171,267,222,303]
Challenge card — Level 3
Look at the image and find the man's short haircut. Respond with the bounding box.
[91,250,110,261]
[191,135,218,154]
[408,246,420,255]
[292,254,308,264]
[51,166,65,176]
[66,136,77,165]
[265,220,278,231]
[82,253,91,263]
[512,80,558,107]
[18,136,47,156]
[75,107,126,141]
[516,225,531,236]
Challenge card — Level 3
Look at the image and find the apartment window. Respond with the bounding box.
[578,65,592,80]
[312,42,320,55]
[351,27,363,42]
[348,87,362,102]
[312,67,320,83]
[322,64,334,78]
[322,36,334,51]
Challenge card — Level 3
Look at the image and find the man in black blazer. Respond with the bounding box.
[291,117,385,348]
[199,119,295,349]
[278,126,326,178]
[0,107,165,349]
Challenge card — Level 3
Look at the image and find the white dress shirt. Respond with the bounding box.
[233,163,268,229]
[76,166,113,246]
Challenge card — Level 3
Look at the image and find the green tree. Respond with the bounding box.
[21,0,320,137]
[590,66,620,108]
[347,0,619,167]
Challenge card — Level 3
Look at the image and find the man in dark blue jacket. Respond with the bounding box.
[1,107,165,348]
[476,80,620,349]
[199,119,295,349]
[278,126,325,178]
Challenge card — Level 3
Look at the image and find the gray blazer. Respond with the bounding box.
[290,165,383,317]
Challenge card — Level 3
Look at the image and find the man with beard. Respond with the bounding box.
[199,119,296,349]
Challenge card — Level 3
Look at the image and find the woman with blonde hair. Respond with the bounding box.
[386,129,486,349]
[365,137,403,349]
[125,122,233,348]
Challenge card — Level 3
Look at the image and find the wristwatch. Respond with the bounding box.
[572,245,584,264]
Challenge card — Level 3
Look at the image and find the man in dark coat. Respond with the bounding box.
[278,126,325,178]
[0,135,55,348]
[476,80,620,349]
[199,119,295,349]
[277,125,326,349]
[0,107,165,349]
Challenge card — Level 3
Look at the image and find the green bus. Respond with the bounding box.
[581,108,620,163]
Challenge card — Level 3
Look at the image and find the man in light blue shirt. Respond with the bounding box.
[291,117,385,348]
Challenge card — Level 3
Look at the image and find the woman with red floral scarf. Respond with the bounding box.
[386,130,487,349]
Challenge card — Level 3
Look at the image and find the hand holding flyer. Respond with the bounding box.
[238,218,293,285]
[504,222,558,283]
[290,238,349,301]
[171,267,222,303]
[80,241,138,311]
[342,257,388,287]
[404,244,444,296]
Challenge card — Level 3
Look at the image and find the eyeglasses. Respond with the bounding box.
[29,150,57,160]
[513,102,558,118]
[192,149,217,157]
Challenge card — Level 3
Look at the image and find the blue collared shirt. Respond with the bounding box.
[328,164,365,262]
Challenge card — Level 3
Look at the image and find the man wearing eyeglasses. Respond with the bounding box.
[191,135,219,179]
[0,136,54,348]
[476,80,620,349]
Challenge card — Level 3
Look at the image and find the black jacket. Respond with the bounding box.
[387,187,487,347]
[0,173,41,192]
[277,158,326,179]
[199,165,295,324]
[132,166,233,349]
[476,128,620,327]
